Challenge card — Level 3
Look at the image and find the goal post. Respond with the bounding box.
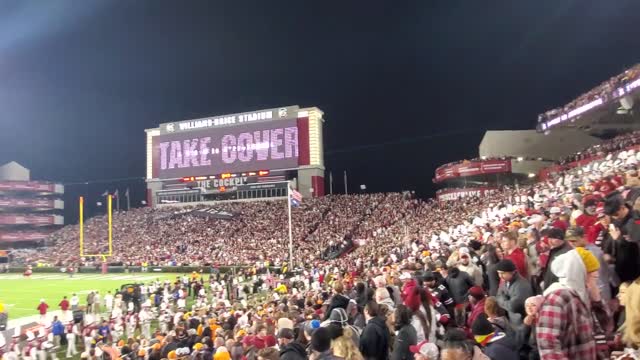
[79,195,113,258]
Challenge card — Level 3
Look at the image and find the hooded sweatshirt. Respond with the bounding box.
[543,250,589,304]
[537,250,596,360]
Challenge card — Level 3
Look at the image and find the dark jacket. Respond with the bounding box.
[391,324,416,360]
[609,205,640,283]
[359,316,390,360]
[516,324,539,360]
[495,273,533,326]
[445,268,474,305]
[312,351,344,360]
[280,341,308,360]
[485,263,500,297]
[542,242,572,290]
[482,334,519,360]
[324,294,350,321]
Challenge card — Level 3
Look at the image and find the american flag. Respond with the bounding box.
[290,188,303,207]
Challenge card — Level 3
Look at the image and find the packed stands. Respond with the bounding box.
[6,122,640,359]
[539,63,640,123]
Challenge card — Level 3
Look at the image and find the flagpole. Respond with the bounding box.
[329,172,333,195]
[116,192,120,212]
[344,170,348,195]
[126,188,130,211]
[287,183,294,269]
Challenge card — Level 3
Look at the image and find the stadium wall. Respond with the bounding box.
[479,130,600,161]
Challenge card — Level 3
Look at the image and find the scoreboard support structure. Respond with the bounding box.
[79,195,113,260]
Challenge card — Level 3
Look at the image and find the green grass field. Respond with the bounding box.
[0,273,184,319]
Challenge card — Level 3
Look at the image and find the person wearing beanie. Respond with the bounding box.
[517,295,544,360]
[536,249,598,359]
[323,307,360,347]
[310,327,341,360]
[444,265,475,307]
[542,227,572,291]
[466,286,486,331]
[471,314,518,360]
[495,259,533,327]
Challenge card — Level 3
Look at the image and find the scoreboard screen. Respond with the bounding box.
[152,119,300,179]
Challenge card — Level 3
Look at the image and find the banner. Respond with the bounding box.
[436,187,498,202]
[434,159,511,182]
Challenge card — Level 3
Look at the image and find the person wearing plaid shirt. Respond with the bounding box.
[536,249,600,360]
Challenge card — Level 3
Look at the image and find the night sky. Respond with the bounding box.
[1,0,640,221]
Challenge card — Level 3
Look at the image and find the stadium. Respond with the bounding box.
[3,14,640,360]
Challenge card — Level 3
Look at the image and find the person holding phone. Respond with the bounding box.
[603,191,640,283]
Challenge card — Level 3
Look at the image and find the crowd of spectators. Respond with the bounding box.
[539,63,640,123]
[8,126,640,358]
[557,130,640,165]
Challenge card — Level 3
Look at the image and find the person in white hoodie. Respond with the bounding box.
[536,248,599,359]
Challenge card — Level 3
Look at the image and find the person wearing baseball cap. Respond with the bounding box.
[456,248,483,287]
[495,259,533,326]
[409,340,439,360]
[542,227,572,291]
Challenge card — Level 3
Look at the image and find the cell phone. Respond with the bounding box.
[609,224,616,231]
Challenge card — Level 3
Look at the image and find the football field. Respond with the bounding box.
[0,272,183,320]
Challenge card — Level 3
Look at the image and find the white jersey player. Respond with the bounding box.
[138,305,152,340]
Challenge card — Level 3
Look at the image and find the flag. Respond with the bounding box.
[101,190,108,197]
[290,188,303,207]
[113,189,119,198]
[124,188,130,198]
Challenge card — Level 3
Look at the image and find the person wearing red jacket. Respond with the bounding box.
[58,296,70,322]
[499,232,528,278]
[37,299,48,322]
[549,207,568,232]
[575,199,598,234]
